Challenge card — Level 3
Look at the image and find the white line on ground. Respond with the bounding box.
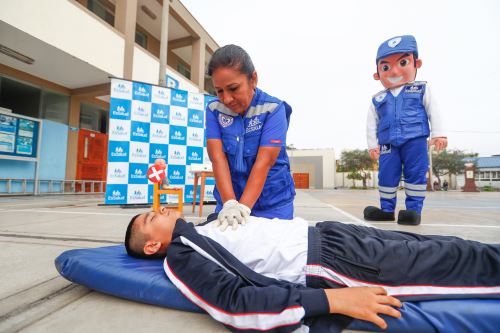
[0,200,98,207]
[0,208,210,220]
[324,204,374,227]
[332,203,500,210]
[426,206,500,210]
[0,209,132,216]
[372,222,500,229]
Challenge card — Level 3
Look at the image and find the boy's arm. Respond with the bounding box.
[325,287,402,330]
[165,239,402,332]
[165,240,329,332]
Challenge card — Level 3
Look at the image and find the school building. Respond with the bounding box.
[0,0,219,194]
[456,155,500,190]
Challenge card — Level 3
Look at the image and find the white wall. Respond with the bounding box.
[133,47,201,93]
[166,66,199,93]
[132,47,160,85]
[287,148,336,188]
[0,0,125,77]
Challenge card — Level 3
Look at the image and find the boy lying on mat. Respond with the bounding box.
[124,207,500,333]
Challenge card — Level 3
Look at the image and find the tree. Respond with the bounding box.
[339,149,374,189]
[432,149,477,185]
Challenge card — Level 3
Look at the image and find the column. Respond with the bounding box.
[114,0,138,80]
[191,38,206,93]
[65,96,81,180]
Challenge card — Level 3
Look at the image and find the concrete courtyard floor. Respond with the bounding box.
[1,189,499,332]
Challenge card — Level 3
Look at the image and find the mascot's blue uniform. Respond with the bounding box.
[364,35,445,225]
[206,88,295,219]
[373,82,429,215]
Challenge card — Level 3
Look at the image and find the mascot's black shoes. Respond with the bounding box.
[363,206,395,221]
[397,210,421,226]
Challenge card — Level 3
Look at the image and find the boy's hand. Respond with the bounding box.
[325,287,402,330]
[369,148,380,160]
[429,137,448,152]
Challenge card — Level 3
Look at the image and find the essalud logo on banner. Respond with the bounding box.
[110,168,126,180]
[113,82,131,95]
[151,148,166,159]
[130,189,147,200]
[130,168,146,180]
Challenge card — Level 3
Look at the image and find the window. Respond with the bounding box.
[80,103,108,134]
[87,0,114,26]
[177,62,191,80]
[135,30,148,49]
[477,171,497,180]
[0,76,70,124]
[0,76,41,119]
[41,90,69,125]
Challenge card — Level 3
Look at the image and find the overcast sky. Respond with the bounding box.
[182,0,500,157]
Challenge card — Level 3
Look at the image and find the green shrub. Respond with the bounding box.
[482,185,493,192]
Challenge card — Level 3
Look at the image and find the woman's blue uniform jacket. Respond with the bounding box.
[205,88,296,217]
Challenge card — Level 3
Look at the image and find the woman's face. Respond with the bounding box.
[211,66,257,115]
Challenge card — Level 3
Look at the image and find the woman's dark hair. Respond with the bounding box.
[207,44,255,79]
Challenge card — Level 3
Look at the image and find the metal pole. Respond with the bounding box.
[34,120,43,195]
[158,0,170,87]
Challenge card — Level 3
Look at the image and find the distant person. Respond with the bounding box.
[205,45,295,231]
[433,180,440,191]
[443,180,449,191]
[365,35,447,225]
[125,207,500,333]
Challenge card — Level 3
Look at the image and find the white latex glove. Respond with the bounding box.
[214,199,251,231]
[237,202,251,226]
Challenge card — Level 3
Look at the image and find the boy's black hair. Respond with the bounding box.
[124,214,163,260]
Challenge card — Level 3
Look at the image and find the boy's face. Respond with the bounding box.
[135,207,183,255]
[374,53,422,89]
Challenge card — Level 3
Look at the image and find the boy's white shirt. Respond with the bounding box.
[366,83,446,149]
[196,216,309,285]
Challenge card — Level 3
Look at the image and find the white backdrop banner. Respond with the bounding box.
[105,78,215,205]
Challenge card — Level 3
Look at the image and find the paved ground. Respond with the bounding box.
[1,189,499,332]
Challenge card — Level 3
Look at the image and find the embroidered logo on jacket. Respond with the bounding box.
[218,114,233,128]
[246,117,262,133]
[380,144,392,155]
[405,85,423,94]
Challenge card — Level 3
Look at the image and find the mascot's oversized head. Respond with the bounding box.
[374,35,422,89]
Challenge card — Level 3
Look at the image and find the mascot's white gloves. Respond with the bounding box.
[214,199,251,231]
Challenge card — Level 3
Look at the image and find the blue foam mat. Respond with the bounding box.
[55,245,202,313]
[55,245,500,333]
